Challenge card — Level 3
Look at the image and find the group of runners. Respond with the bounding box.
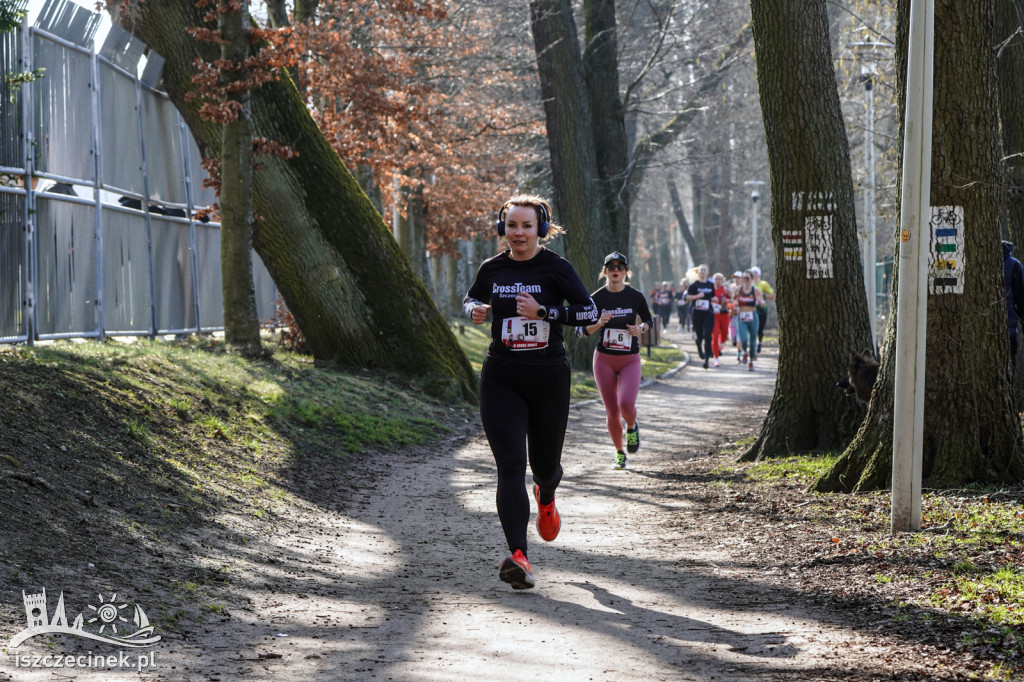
[462,193,774,591]
[677,266,776,371]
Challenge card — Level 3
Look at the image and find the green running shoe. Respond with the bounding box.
[613,450,627,470]
[625,424,640,454]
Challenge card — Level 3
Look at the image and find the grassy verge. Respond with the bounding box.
[0,336,471,636]
[450,320,685,402]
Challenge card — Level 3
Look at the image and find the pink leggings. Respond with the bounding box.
[593,350,642,451]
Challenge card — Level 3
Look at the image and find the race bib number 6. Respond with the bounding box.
[602,327,632,351]
[503,316,550,350]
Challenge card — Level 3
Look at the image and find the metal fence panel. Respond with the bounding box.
[98,62,143,195]
[152,215,196,333]
[1,24,24,170]
[31,33,93,183]
[185,134,216,209]
[0,190,27,340]
[252,253,276,324]
[195,222,223,330]
[101,205,150,334]
[1,0,280,345]
[140,91,186,205]
[35,195,98,336]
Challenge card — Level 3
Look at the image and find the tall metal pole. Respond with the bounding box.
[892,0,934,533]
[745,180,765,268]
[751,194,758,268]
[852,39,891,353]
[866,68,878,350]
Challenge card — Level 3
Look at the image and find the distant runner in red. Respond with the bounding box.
[578,252,653,470]
[463,194,597,590]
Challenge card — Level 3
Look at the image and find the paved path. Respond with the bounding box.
[13,331,895,681]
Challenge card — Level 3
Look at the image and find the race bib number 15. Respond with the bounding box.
[502,317,550,350]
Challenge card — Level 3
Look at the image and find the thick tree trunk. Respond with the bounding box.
[218,0,262,354]
[115,0,476,401]
[583,0,630,249]
[813,0,1024,492]
[530,0,607,369]
[529,0,608,281]
[743,0,873,461]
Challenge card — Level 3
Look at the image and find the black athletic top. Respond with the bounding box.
[686,279,716,314]
[583,285,654,355]
[464,248,597,364]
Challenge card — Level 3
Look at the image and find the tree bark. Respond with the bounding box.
[529,0,607,283]
[584,0,630,248]
[529,0,607,369]
[813,0,1024,492]
[744,0,873,461]
[114,0,476,401]
[218,0,262,354]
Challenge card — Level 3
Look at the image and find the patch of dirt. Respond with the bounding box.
[1,333,1020,680]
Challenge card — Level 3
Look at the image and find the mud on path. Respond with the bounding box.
[6,332,963,681]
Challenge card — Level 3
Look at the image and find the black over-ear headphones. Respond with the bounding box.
[496,201,550,238]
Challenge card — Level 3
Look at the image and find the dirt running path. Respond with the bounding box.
[12,332,898,681]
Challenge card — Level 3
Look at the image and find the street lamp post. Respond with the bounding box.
[745,180,765,269]
[852,38,891,352]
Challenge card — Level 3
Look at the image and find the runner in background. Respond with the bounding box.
[684,265,715,369]
[655,281,675,331]
[578,252,653,470]
[750,266,776,353]
[730,271,743,353]
[710,272,731,368]
[675,277,691,334]
[464,194,598,590]
[732,270,764,371]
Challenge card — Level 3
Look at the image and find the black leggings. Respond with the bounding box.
[479,355,569,557]
[757,305,768,343]
[692,310,714,360]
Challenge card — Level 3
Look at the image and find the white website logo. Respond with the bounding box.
[10,588,161,648]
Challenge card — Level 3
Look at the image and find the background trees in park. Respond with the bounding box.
[813,0,1024,492]
[113,0,477,400]
[743,0,874,460]
[527,0,751,290]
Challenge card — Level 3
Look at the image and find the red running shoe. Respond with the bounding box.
[499,549,535,589]
[534,484,561,542]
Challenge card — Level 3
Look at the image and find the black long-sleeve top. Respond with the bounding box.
[464,248,597,363]
[584,285,653,355]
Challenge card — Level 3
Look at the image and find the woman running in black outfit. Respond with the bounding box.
[579,252,653,470]
[464,194,597,590]
[684,264,716,369]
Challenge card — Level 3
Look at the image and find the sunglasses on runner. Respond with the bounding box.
[606,263,626,271]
